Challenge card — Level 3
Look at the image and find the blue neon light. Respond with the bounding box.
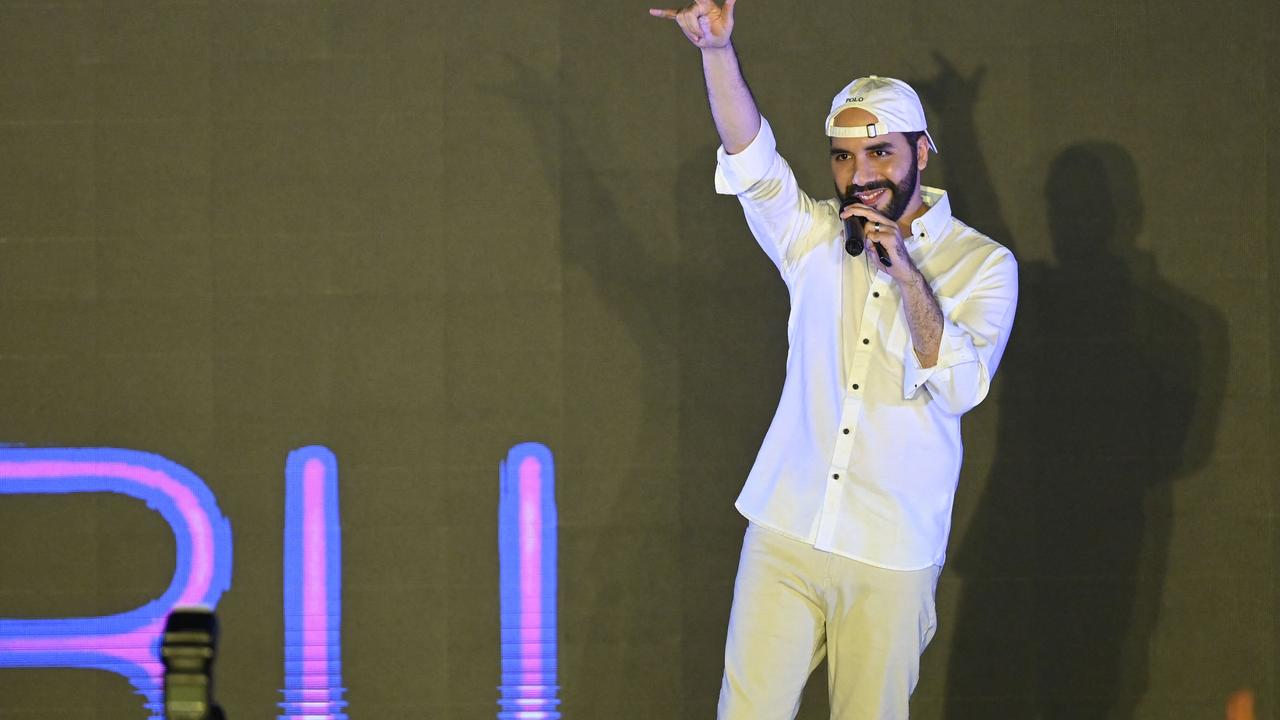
[0,447,233,719]
[498,442,560,719]
[280,445,348,719]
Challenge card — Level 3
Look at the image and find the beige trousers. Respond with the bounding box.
[717,523,941,720]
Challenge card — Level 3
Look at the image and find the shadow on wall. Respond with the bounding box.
[917,58,1230,719]
[490,55,787,717]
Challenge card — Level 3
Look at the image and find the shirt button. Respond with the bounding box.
[832,473,840,479]
[862,338,870,345]
[873,292,880,298]
[842,428,850,434]
[851,383,860,390]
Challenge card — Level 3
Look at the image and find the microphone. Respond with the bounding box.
[840,197,892,267]
[841,196,865,259]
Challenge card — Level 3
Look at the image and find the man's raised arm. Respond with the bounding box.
[649,0,761,154]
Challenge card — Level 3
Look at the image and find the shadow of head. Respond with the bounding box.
[1046,142,1143,266]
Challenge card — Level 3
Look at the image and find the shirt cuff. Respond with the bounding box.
[714,116,776,196]
[902,321,979,399]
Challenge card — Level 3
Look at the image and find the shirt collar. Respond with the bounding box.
[907,186,952,248]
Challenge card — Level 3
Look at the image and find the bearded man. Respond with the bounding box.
[652,1,1019,717]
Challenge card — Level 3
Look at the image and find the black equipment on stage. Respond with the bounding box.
[161,608,226,720]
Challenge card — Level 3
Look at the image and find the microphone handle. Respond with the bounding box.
[841,198,865,258]
[843,221,864,258]
[841,197,893,267]
[872,241,892,267]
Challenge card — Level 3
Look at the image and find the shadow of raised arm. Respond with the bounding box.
[912,53,1013,251]
[482,52,675,341]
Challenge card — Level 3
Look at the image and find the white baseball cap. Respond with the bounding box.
[824,75,938,153]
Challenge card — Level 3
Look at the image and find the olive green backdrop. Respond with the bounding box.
[0,1,1275,718]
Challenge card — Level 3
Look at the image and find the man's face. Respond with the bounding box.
[829,108,927,221]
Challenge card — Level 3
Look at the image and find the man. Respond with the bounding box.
[650,1,1019,718]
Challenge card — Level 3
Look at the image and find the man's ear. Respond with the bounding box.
[916,135,931,172]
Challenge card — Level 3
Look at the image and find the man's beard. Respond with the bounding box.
[837,152,920,221]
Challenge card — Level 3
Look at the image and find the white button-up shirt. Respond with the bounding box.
[715,117,1018,571]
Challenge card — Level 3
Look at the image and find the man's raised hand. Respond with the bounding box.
[648,0,737,49]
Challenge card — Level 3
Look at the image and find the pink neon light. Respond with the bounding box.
[0,461,215,604]
[0,619,164,669]
[0,459,217,665]
[301,457,330,698]
[518,455,543,684]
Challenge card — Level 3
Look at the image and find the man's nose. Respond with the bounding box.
[851,160,877,188]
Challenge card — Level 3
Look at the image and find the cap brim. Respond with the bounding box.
[824,114,940,154]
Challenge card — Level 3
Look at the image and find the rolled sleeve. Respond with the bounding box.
[711,116,828,278]
[714,117,778,195]
[902,251,1019,415]
[903,320,981,401]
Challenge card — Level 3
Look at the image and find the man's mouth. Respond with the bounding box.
[854,188,888,206]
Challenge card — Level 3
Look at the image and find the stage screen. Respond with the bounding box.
[0,1,1276,717]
